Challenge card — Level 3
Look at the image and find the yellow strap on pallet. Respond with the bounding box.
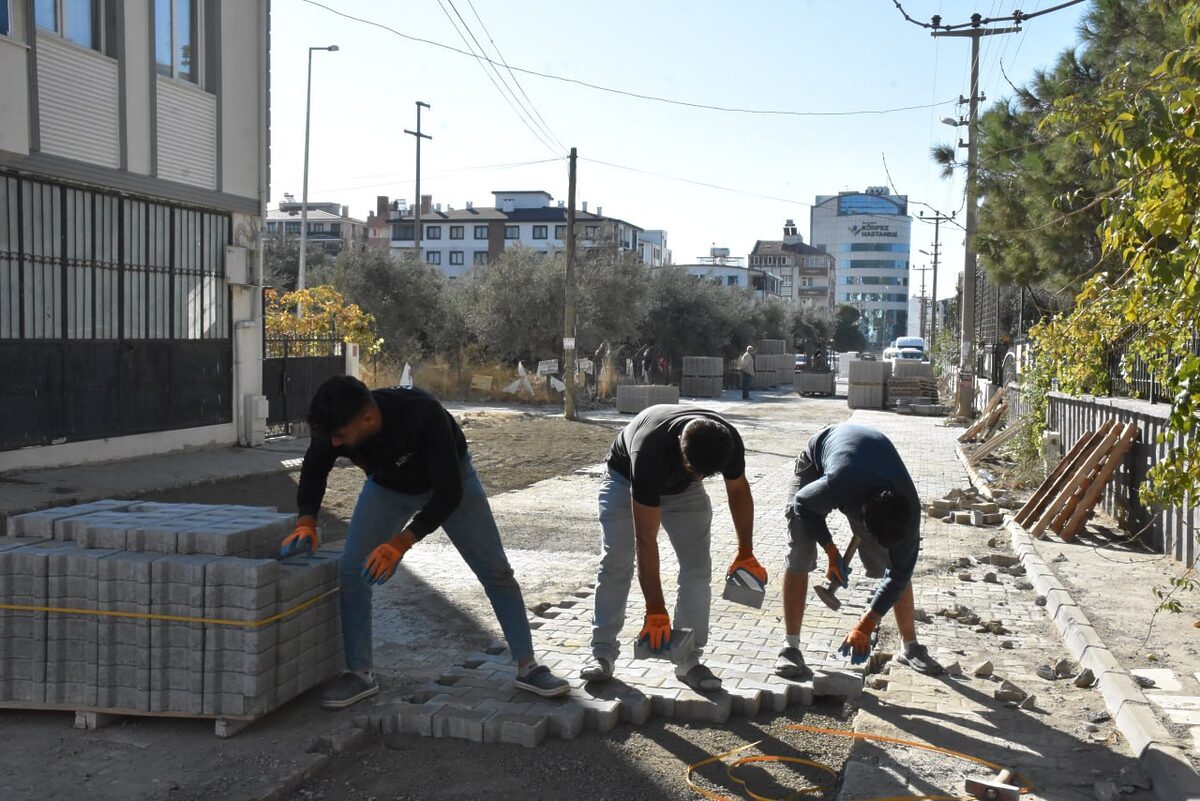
[0,586,340,629]
[685,723,1033,801]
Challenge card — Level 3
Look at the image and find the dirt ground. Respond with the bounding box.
[288,705,855,801]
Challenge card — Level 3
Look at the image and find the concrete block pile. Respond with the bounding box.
[0,501,342,722]
[616,384,680,414]
[794,371,835,396]
[924,487,1015,526]
[887,361,943,414]
[754,339,788,388]
[680,357,723,398]
[848,360,890,409]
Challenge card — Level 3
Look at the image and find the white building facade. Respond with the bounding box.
[810,187,911,349]
[748,220,836,311]
[384,190,653,278]
[0,0,271,470]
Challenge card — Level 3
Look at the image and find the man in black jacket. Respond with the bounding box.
[282,376,569,709]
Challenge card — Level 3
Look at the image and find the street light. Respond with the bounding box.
[298,44,339,309]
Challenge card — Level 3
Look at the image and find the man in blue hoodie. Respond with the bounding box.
[775,423,943,680]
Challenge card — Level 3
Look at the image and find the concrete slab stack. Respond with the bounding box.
[680,357,723,398]
[794,371,836,396]
[1,502,342,729]
[616,384,680,414]
[848,360,891,409]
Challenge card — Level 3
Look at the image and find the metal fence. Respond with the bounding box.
[1107,329,1200,403]
[262,335,344,437]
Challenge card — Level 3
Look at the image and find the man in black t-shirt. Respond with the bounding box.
[581,405,765,693]
[282,376,570,709]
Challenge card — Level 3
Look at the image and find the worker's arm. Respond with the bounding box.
[868,522,920,617]
[725,475,755,557]
[792,476,838,547]
[285,440,339,556]
[632,499,666,614]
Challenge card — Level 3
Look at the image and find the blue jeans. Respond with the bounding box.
[338,456,533,671]
[590,468,712,665]
[741,372,753,399]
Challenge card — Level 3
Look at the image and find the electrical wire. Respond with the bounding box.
[309,156,565,195]
[891,0,1088,30]
[301,0,959,119]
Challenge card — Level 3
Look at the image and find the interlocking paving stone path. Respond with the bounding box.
[356,398,869,746]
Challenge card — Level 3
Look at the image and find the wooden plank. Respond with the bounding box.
[1059,424,1140,541]
[969,422,1021,465]
[1014,420,1116,527]
[1031,422,1125,538]
[979,402,1009,442]
[1049,421,1134,535]
[959,388,1006,442]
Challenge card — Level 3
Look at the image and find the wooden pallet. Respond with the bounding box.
[0,700,260,737]
[1013,420,1140,541]
[967,420,1022,466]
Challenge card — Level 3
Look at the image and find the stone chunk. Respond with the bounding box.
[972,660,994,678]
[1074,668,1097,688]
[1054,658,1076,677]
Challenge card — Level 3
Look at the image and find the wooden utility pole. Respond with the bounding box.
[404,101,431,261]
[563,148,578,420]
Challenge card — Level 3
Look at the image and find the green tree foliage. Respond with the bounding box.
[1026,0,1200,510]
[934,0,1182,289]
[832,304,867,353]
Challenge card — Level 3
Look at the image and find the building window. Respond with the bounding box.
[450,225,464,240]
[532,225,547,240]
[425,225,442,240]
[391,223,414,241]
[0,1,9,36]
[37,0,113,53]
[474,225,488,240]
[425,251,441,265]
[449,251,464,265]
[473,251,487,266]
[554,225,566,240]
[727,276,738,287]
[155,0,200,84]
[585,225,598,239]
[505,225,519,240]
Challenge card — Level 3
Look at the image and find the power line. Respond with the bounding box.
[301,0,959,118]
[432,0,562,155]
[309,157,565,195]
[890,0,1088,30]
[464,0,562,150]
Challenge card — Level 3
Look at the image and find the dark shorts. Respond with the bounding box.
[784,451,890,577]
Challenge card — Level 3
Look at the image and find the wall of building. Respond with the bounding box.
[0,23,30,156]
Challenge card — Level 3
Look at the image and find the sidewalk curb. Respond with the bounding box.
[956,445,1200,800]
[251,724,369,801]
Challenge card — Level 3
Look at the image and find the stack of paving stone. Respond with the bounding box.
[754,339,787,389]
[848,359,890,409]
[616,384,679,414]
[0,500,342,725]
[924,488,1010,526]
[794,369,835,396]
[888,361,942,414]
[680,357,724,398]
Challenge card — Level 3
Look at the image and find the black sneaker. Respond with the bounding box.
[895,643,944,675]
[579,655,614,683]
[321,672,379,709]
[774,647,813,681]
[515,664,571,698]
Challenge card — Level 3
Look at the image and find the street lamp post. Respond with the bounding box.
[298,44,339,306]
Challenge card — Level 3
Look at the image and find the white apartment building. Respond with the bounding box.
[810,186,912,349]
[748,220,836,311]
[382,190,655,278]
[266,199,367,254]
[639,230,670,266]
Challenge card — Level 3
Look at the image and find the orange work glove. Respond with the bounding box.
[362,534,415,585]
[838,615,878,665]
[823,542,850,589]
[280,523,318,557]
[637,612,672,652]
[727,553,768,585]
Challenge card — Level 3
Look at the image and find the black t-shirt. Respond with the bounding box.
[606,405,746,507]
[296,387,468,539]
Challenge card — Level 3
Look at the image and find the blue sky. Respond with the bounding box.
[270,0,1092,303]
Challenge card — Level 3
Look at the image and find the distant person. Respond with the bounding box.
[775,423,943,680]
[581,405,765,694]
[282,376,570,709]
[738,345,756,400]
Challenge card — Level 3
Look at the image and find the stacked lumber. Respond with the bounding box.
[959,389,1008,443]
[1013,420,1140,541]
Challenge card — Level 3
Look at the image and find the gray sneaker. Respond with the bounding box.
[321,672,379,709]
[515,664,571,697]
[775,647,813,681]
[895,643,944,675]
[579,655,614,683]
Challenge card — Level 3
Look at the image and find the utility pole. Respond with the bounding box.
[911,263,933,341]
[917,208,955,352]
[933,14,1017,417]
[298,44,338,314]
[404,101,431,263]
[563,148,578,421]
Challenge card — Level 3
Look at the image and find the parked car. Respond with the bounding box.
[883,346,926,362]
[794,354,808,372]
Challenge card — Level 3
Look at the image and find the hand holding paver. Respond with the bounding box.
[823,542,850,589]
[727,553,767,585]
[280,522,318,557]
[637,612,672,652]
[361,532,415,585]
[839,615,877,664]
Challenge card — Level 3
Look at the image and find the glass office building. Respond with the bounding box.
[810,187,911,349]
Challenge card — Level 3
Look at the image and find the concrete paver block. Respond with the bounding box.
[431,705,492,741]
[482,712,548,748]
